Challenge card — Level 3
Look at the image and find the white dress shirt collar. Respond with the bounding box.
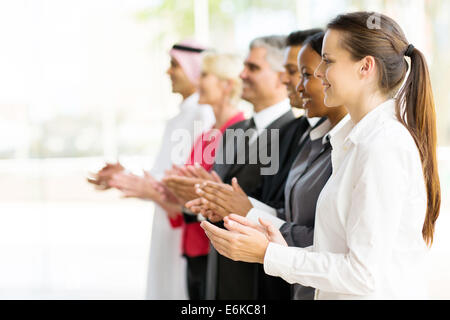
[309,119,331,142]
[329,115,353,153]
[323,114,352,146]
[347,99,396,145]
[306,117,321,128]
[252,98,291,130]
[309,114,353,146]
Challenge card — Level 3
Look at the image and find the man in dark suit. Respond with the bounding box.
[205,35,295,300]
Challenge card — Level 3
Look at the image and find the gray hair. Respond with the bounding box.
[249,35,287,72]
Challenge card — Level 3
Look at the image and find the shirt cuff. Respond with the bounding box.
[247,208,285,229]
[263,242,313,279]
[263,242,297,279]
[248,197,277,215]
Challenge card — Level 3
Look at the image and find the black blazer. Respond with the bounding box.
[205,109,296,300]
[260,116,311,211]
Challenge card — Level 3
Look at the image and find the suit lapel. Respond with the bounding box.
[217,110,295,181]
[240,110,295,173]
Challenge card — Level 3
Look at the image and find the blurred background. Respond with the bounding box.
[0,0,449,299]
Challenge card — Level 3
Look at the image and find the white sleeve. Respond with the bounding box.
[263,141,412,296]
[246,197,285,229]
[248,197,277,215]
[247,208,286,229]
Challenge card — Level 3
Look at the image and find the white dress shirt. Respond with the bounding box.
[146,93,215,300]
[263,99,430,300]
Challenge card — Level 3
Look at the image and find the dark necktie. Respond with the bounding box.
[233,118,256,164]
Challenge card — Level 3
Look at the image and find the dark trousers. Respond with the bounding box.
[186,255,208,300]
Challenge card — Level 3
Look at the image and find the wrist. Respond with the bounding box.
[237,210,247,217]
[242,203,253,217]
[239,205,253,218]
[145,190,160,202]
[258,238,270,264]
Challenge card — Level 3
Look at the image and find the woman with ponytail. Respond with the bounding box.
[200,11,440,299]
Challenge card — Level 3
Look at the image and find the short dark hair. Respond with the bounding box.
[286,28,323,46]
[303,31,325,56]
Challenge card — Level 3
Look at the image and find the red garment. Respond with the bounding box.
[169,112,246,257]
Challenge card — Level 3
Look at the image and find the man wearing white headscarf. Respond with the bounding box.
[88,40,215,299]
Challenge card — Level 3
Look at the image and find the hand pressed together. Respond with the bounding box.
[200,214,287,264]
[108,171,161,200]
[190,177,253,221]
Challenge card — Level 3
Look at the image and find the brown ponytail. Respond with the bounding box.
[327,12,441,247]
[397,47,441,247]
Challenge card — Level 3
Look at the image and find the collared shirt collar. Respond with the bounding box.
[306,117,321,128]
[346,99,396,145]
[310,118,332,142]
[329,114,354,152]
[253,98,291,130]
[323,114,351,145]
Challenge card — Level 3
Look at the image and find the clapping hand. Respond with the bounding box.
[201,214,287,264]
[109,171,160,200]
[194,177,254,219]
[87,162,124,190]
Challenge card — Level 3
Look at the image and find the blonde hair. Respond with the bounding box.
[201,52,243,106]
